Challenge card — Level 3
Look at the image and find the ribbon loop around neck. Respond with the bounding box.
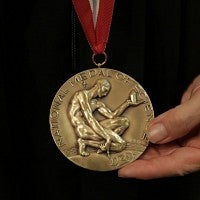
[72,0,115,55]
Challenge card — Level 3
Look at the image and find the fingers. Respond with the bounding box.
[118,75,200,180]
[181,75,200,103]
[147,88,200,144]
[118,147,200,180]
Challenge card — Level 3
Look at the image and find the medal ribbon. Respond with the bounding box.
[72,0,115,55]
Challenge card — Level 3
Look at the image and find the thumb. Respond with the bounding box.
[147,93,200,144]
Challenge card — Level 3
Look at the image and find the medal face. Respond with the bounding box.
[49,68,154,171]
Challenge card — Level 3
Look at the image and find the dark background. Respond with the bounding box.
[1,0,200,199]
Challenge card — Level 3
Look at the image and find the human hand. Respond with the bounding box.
[118,75,200,180]
[97,138,111,156]
[129,90,145,106]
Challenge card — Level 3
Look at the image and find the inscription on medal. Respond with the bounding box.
[49,68,154,171]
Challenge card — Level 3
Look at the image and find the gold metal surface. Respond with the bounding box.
[49,68,154,171]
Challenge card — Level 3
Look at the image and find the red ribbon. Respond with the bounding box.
[72,0,115,55]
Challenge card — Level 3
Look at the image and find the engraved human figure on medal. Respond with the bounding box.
[68,78,146,157]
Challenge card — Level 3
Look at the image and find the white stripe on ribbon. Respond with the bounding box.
[89,0,100,28]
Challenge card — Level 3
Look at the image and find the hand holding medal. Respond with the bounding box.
[49,0,154,171]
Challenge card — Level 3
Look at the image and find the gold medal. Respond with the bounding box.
[49,0,154,171]
[49,68,154,171]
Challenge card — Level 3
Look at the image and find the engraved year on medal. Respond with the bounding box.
[49,0,154,171]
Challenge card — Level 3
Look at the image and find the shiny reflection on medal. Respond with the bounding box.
[49,68,154,171]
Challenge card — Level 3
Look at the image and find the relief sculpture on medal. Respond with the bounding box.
[68,78,146,157]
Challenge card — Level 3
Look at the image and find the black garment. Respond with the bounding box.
[2,1,200,200]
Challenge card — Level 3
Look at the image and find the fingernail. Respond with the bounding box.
[147,123,168,143]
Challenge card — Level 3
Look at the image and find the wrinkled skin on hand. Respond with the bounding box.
[118,75,200,180]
